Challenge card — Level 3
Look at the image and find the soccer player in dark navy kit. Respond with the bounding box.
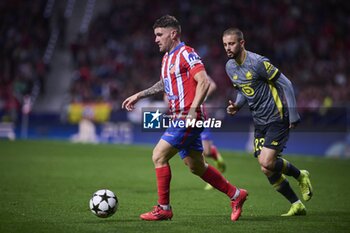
[222,28,313,216]
[122,16,247,221]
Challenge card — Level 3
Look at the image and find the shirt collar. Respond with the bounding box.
[169,42,185,55]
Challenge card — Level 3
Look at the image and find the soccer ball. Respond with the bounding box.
[89,189,118,218]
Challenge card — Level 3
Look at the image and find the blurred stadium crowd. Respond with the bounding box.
[0,0,50,120]
[0,0,349,121]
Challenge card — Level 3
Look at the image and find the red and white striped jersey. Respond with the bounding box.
[161,42,206,119]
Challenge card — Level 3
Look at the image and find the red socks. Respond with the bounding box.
[156,165,171,205]
[201,165,236,199]
[156,164,236,204]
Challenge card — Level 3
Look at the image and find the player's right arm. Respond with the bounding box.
[122,80,164,111]
[225,60,247,116]
[227,92,247,115]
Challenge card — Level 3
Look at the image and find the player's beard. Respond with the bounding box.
[230,47,242,59]
[159,42,170,53]
[227,52,235,59]
[158,44,166,53]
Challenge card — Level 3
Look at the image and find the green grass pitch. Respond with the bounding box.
[0,140,349,233]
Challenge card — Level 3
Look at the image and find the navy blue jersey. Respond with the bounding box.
[225,51,289,125]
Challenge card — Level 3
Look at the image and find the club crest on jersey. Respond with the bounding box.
[169,63,175,74]
[246,71,252,80]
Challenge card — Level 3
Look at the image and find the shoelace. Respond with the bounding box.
[151,206,161,214]
[232,200,240,211]
[300,180,309,192]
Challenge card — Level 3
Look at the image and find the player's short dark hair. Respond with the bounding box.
[223,28,244,41]
[153,15,181,34]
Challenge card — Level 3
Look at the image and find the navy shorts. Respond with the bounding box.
[253,120,289,157]
[161,122,204,159]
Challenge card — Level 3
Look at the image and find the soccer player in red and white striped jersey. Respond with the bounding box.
[122,15,247,221]
[160,40,206,120]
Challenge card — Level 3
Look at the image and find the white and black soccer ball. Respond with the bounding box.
[89,189,118,218]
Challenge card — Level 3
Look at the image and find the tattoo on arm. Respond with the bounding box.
[139,80,164,98]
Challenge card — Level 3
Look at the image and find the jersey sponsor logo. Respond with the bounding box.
[164,77,171,94]
[164,77,178,100]
[245,71,252,80]
[238,83,255,96]
[242,86,255,96]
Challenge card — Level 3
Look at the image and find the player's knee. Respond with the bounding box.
[152,150,167,166]
[202,150,210,158]
[189,166,205,176]
[184,160,205,176]
[151,154,162,166]
[201,146,211,158]
[260,166,272,176]
[258,156,274,170]
[188,166,199,175]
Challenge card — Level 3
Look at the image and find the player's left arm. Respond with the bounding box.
[182,48,210,119]
[257,58,300,128]
[275,74,301,128]
[206,76,217,98]
[189,70,210,118]
[122,80,164,111]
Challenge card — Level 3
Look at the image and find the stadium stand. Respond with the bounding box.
[1,0,349,116]
[66,0,350,109]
